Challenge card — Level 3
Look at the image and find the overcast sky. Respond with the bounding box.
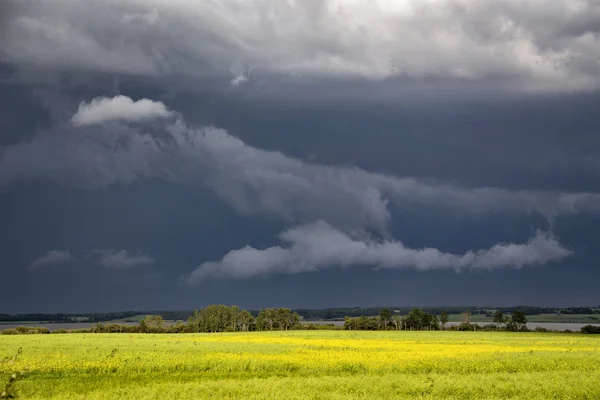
[1,0,599,313]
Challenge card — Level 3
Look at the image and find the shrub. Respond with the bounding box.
[581,325,600,334]
[457,323,476,331]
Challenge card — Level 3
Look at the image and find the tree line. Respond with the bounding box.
[1,305,302,335]
[2,305,598,324]
[4,306,599,335]
[344,308,530,332]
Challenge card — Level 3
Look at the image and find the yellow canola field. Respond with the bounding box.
[1,330,599,399]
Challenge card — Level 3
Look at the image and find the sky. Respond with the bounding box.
[1,0,599,313]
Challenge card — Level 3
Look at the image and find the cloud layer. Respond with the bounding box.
[2,0,600,91]
[29,249,155,270]
[71,96,173,126]
[29,250,73,270]
[2,101,600,233]
[187,221,572,283]
[85,249,155,269]
[4,96,595,283]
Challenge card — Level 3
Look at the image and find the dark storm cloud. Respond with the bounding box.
[2,99,600,228]
[0,98,593,285]
[1,0,600,92]
[0,0,599,311]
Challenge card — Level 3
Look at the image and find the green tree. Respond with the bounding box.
[144,315,165,328]
[392,315,402,330]
[507,310,528,332]
[235,308,254,332]
[493,311,508,329]
[461,310,471,324]
[403,309,440,331]
[440,312,449,330]
[256,308,276,331]
[187,305,239,333]
[379,308,392,330]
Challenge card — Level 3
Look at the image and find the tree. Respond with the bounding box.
[256,308,276,331]
[392,315,402,331]
[379,308,392,330]
[403,309,440,331]
[256,308,300,331]
[235,309,254,332]
[170,320,187,333]
[493,311,508,329]
[138,319,148,333]
[275,308,294,330]
[461,310,471,324]
[344,316,355,330]
[144,315,165,328]
[440,312,449,330]
[187,305,247,333]
[507,310,528,332]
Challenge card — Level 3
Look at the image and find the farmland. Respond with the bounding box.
[1,331,600,399]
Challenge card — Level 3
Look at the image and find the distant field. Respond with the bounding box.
[1,331,600,399]
[447,313,600,323]
[108,314,150,323]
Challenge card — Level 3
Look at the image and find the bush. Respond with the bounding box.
[1,326,49,335]
[457,323,477,331]
[302,323,341,330]
[581,325,600,334]
[69,328,92,333]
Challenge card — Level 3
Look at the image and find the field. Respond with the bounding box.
[1,331,599,399]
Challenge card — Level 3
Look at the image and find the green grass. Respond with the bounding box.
[1,331,599,399]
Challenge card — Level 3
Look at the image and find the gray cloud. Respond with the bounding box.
[2,0,599,92]
[187,221,572,283]
[2,109,600,234]
[86,249,155,269]
[71,95,173,126]
[29,250,73,270]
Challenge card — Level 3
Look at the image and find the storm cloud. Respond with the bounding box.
[1,0,599,92]
[1,103,599,234]
[1,1,599,311]
[188,221,572,283]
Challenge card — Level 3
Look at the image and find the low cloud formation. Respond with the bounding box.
[2,0,600,91]
[2,108,600,232]
[71,96,173,126]
[188,221,572,283]
[29,250,73,270]
[229,75,248,87]
[86,249,155,269]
